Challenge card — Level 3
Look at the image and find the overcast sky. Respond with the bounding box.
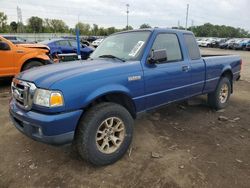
[1,0,250,31]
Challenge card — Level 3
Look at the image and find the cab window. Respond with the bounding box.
[151,33,182,62]
[184,34,201,60]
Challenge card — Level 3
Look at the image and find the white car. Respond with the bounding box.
[197,38,207,46]
[92,38,104,47]
[200,38,216,47]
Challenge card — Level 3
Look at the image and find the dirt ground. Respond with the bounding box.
[0,48,250,188]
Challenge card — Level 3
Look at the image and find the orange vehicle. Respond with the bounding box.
[0,36,53,78]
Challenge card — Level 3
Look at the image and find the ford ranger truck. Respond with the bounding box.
[0,35,52,78]
[9,29,241,166]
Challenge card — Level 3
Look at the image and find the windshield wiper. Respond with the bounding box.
[98,55,125,62]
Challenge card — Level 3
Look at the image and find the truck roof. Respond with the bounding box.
[115,28,194,35]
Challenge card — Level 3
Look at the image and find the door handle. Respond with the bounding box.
[182,65,190,72]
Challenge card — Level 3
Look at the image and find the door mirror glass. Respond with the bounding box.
[148,49,167,64]
[0,42,10,51]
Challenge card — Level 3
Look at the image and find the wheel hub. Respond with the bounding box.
[219,83,229,104]
[96,117,125,154]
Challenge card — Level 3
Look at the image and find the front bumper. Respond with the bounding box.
[9,99,83,145]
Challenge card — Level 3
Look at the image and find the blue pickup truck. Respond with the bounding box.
[9,28,241,166]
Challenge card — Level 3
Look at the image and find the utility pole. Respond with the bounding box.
[126,4,129,30]
[17,6,23,33]
[76,15,81,60]
[191,20,194,31]
[185,4,189,30]
[178,20,180,29]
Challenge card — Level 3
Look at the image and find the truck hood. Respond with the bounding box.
[16,43,50,51]
[17,59,137,88]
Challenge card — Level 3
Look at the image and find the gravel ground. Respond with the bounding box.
[0,48,250,188]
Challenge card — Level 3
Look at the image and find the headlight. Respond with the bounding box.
[33,89,64,107]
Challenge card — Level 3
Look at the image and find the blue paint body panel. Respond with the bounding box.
[10,28,241,145]
[42,38,94,60]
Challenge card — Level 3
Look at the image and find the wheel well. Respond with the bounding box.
[21,58,45,71]
[221,70,233,93]
[85,93,137,119]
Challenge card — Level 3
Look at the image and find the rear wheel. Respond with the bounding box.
[208,77,231,110]
[22,61,43,71]
[74,102,134,166]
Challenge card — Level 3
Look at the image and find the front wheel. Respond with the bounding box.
[74,102,134,166]
[208,77,231,110]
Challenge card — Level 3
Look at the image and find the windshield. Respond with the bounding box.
[90,31,151,61]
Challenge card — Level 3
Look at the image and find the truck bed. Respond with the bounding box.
[202,54,241,94]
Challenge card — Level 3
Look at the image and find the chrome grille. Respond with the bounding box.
[11,79,37,110]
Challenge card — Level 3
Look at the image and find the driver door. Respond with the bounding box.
[143,33,192,109]
[0,40,14,76]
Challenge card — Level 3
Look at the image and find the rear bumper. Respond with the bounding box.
[9,99,83,145]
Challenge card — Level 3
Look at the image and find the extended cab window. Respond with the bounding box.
[184,34,201,60]
[152,33,182,62]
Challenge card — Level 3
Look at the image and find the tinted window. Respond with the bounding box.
[4,36,16,40]
[184,34,201,60]
[152,33,182,62]
[69,40,77,47]
[56,40,70,46]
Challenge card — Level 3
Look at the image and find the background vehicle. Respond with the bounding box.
[86,36,97,43]
[200,38,216,47]
[40,38,94,60]
[227,39,243,49]
[92,38,104,47]
[234,39,250,50]
[219,39,235,49]
[10,28,241,166]
[197,38,207,46]
[210,38,228,48]
[246,43,250,51]
[0,35,52,78]
[2,35,28,44]
[80,38,92,46]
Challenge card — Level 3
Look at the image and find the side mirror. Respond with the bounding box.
[148,49,167,64]
[0,42,10,51]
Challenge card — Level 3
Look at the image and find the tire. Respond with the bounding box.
[74,102,134,166]
[22,61,43,71]
[208,77,231,110]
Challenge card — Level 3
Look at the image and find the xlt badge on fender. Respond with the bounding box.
[128,76,142,81]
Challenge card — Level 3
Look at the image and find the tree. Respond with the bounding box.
[191,23,250,38]
[50,19,68,33]
[75,22,90,35]
[97,27,107,36]
[43,18,52,32]
[10,21,18,33]
[106,27,117,35]
[27,16,43,33]
[92,24,99,36]
[122,25,133,31]
[139,23,151,29]
[0,12,8,32]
